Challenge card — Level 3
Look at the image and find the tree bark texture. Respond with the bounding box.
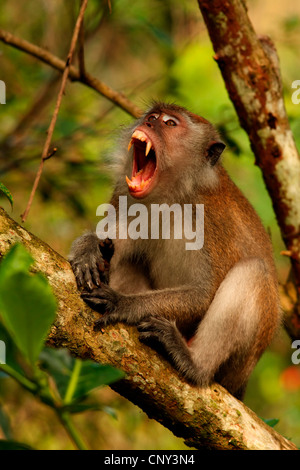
[0,208,296,450]
[197,0,300,338]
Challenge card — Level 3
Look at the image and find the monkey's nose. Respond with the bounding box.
[145,122,152,128]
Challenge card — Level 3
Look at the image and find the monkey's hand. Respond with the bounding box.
[69,233,114,290]
[81,284,126,329]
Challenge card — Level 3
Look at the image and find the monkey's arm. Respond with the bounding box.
[81,283,208,333]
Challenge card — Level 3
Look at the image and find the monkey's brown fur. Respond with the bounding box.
[69,103,281,400]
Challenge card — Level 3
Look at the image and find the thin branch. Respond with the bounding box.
[44,148,57,161]
[78,1,86,78]
[20,0,89,223]
[0,28,142,119]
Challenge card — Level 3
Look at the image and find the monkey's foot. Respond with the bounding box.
[138,316,179,347]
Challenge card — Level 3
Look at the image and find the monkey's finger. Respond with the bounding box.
[138,317,167,331]
[137,321,156,332]
[138,330,163,346]
[94,312,120,329]
[94,315,110,330]
[83,264,95,291]
[91,265,101,287]
[81,292,107,310]
[74,267,84,288]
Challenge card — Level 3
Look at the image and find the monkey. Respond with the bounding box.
[69,102,281,400]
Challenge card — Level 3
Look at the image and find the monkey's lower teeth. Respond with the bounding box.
[126,175,152,191]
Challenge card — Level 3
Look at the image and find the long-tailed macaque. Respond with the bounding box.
[69,102,281,400]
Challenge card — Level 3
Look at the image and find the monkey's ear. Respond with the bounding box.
[206,141,226,166]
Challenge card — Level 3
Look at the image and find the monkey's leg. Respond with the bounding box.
[139,258,278,397]
[68,232,114,290]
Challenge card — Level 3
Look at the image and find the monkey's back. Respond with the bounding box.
[201,165,278,286]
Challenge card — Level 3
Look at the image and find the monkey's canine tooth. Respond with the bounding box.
[145,141,152,156]
[128,140,133,152]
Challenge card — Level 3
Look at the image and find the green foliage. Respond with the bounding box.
[0,244,124,450]
[263,418,280,428]
[40,348,124,405]
[0,182,13,209]
[0,244,56,366]
[0,439,34,450]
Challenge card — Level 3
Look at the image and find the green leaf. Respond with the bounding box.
[0,244,56,366]
[0,439,35,450]
[0,182,13,209]
[39,348,77,399]
[0,406,13,439]
[0,244,33,283]
[0,323,24,374]
[102,406,118,420]
[72,362,125,401]
[63,403,103,414]
[40,348,124,402]
[263,418,280,428]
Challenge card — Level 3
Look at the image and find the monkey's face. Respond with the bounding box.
[125,103,225,199]
[126,111,181,198]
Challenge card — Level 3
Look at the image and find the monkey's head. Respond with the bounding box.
[124,103,225,200]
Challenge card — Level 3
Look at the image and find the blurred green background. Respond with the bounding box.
[0,0,300,450]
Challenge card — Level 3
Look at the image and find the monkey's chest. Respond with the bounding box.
[145,239,208,289]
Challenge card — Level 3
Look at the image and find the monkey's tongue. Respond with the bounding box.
[126,159,156,192]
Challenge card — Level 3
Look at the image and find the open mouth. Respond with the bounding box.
[126,130,157,197]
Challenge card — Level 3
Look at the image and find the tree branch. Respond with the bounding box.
[21,0,89,223]
[197,0,300,338]
[0,28,142,119]
[0,207,296,450]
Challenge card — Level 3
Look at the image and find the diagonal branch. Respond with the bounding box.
[197,0,300,338]
[0,207,296,450]
[0,28,142,119]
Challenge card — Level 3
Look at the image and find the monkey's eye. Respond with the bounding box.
[162,114,179,127]
[165,119,177,127]
[147,114,159,122]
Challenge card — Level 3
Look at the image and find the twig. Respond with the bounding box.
[44,147,57,161]
[0,28,142,118]
[20,0,89,223]
[78,1,86,78]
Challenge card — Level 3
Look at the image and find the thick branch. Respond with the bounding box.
[197,0,300,337]
[0,208,296,450]
[0,29,142,119]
